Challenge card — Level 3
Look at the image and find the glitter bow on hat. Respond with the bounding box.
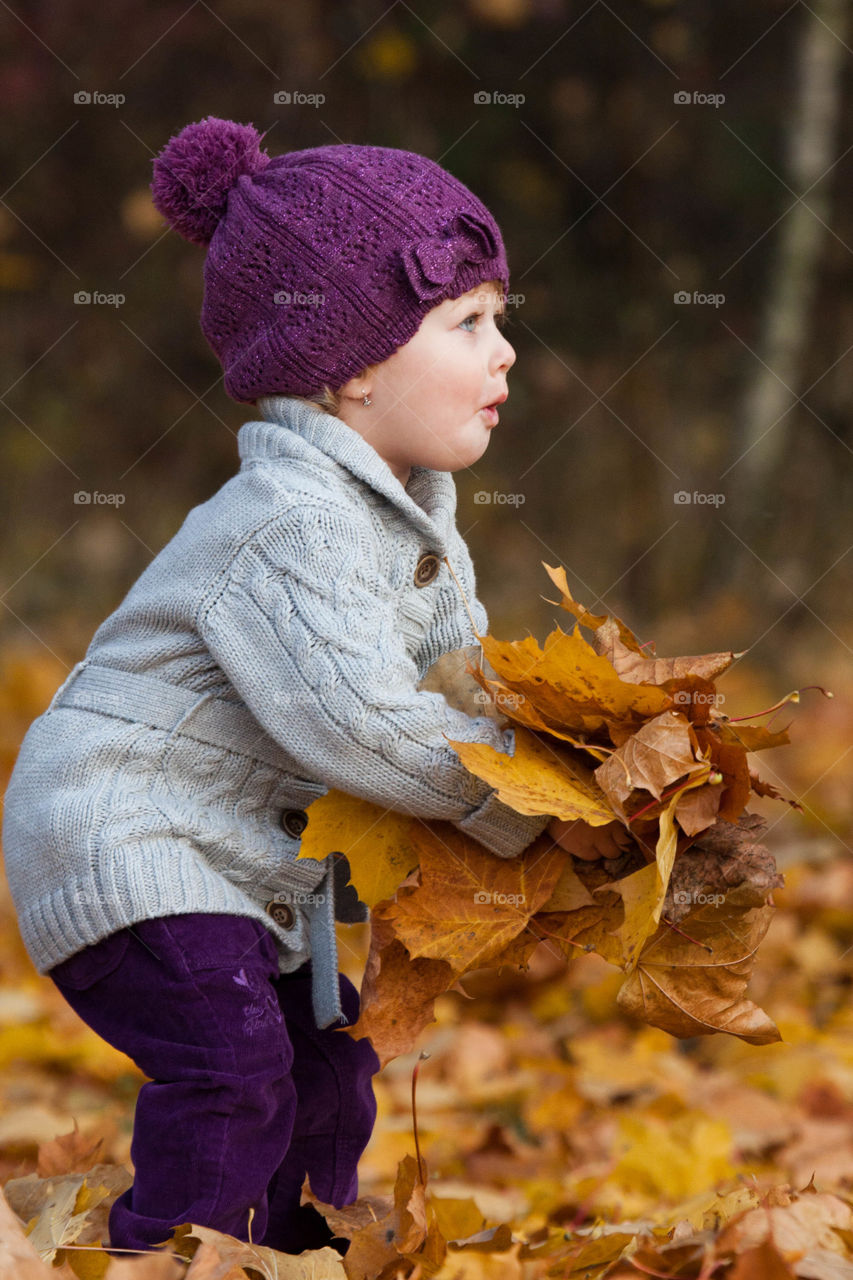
[400,211,500,302]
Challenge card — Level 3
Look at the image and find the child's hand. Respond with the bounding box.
[547,816,633,861]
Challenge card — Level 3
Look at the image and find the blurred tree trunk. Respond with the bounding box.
[725,0,846,553]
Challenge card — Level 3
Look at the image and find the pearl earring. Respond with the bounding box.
[362,391,372,407]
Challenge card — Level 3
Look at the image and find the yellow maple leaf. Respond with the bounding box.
[448,725,614,824]
[298,789,420,907]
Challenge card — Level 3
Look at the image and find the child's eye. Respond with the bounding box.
[458,311,509,332]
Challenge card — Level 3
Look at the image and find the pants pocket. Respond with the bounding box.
[49,929,132,991]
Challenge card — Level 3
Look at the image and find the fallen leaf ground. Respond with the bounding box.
[1,643,851,1276]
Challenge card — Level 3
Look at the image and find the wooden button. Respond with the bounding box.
[414,552,441,587]
[266,900,295,929]
[280,809,308,838]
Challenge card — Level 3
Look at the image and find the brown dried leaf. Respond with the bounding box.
[665,814,783,924]
[674,778,723,836]
[538,859,596,912]
[727,1240,796,1279]
[538,894,627,968]
[750,771,803,810]
[594,710,711,819]
[617,898,781,1044]
[36,1122,104,1178]
[299,1182,392,1243]
[717,1190,853,1261]
[0,1183,54,1279]
[606,775,707,968]
[182,1240,258,1279]
[169,1222,347,1278]
[467,667,612,760]
[336,1217,399,1280]
[715,741,753,822]
[393,1154,427,1254]
[345,907,452,1069]
[4,1166,133,1262]
[386,826,567,974]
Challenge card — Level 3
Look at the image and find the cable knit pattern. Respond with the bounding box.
[1,396,551,1029]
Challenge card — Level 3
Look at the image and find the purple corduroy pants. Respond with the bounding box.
[48,912,381,1256]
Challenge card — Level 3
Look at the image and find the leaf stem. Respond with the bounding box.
[628,775,711,825]
[662,916,714,952]
[529,918,591,950]
[723,684,833,724]
[412,1050,430,1189]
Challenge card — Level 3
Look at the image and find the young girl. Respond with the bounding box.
[1,117,628,1257]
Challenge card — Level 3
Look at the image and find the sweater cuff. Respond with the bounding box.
[456,790,553,859]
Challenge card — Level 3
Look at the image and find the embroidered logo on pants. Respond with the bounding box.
[232,967,283,1035]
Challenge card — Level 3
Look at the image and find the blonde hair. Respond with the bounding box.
[297,384,343,416]
[288,367,375,417]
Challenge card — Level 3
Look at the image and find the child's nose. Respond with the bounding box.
[494,332,516,373]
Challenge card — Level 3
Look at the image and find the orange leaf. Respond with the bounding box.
[716,722,791,752]
[393,1154,428,1254]
[728,1240,797,1279]
[36,1121,104,1178]
[478,625,671,736]
[346,908,452,1069]
[541,562,642,650]
[386,826,567,974]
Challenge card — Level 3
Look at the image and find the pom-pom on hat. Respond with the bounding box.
[150,116,510,404]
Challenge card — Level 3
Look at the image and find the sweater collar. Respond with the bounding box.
[239,395,458,549]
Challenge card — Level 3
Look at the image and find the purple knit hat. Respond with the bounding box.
[150,117,509,404]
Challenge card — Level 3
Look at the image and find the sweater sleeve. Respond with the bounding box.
[197,502,551,859]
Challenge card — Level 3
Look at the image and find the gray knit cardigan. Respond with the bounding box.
[2,395,551,1028]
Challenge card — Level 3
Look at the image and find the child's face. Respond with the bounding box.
[338,281,515,485]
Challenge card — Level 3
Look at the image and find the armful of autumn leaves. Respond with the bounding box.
[298,563,818,1067]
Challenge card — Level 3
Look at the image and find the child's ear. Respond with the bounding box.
[337,367,374,403]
